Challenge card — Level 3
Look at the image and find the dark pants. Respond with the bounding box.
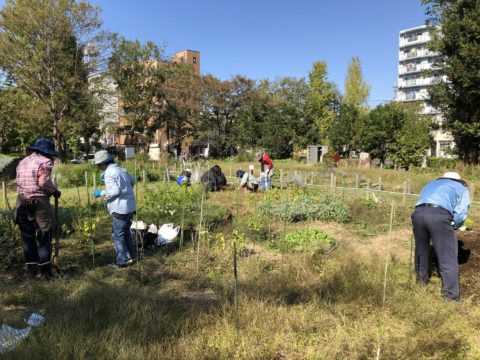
[411,206,459,299]
[15,196,53,276]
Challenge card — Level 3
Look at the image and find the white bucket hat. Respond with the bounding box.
[439,172,467,185]
[442,172,461,180]
[94,150,115,165]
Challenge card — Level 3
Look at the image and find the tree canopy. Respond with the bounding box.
[423,0,480,164]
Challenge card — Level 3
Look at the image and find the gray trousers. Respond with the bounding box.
[411,206,459,299]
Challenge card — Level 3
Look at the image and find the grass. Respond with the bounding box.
[2,161,480,358]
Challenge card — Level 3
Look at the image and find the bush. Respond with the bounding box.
[427,157,458,169]
[0,214,22,271]
[54,163,98,188]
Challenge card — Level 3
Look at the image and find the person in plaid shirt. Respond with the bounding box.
[15,138,61,279]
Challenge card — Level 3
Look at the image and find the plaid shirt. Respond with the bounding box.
[16,153,57,198]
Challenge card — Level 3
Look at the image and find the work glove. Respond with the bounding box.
[93,189,102,198]
[52,190,61,199]
[100,173,105,183]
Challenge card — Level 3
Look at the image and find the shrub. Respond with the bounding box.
[54,163,98,188]
[0,214,22,271]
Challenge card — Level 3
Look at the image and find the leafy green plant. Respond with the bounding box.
[269,228,335,253]
[258,192,350,223]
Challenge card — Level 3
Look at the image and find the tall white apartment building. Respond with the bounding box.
[396,25,453,157]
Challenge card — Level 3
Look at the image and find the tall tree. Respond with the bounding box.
[423,0,480,163]
[343,56,370,111]
[0,86,48,153]
[306,61,340,144]
[161,61,201,155]
[0,0,105,159]
[108,36,166,150]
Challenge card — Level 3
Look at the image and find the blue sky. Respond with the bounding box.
[2,0,428,106]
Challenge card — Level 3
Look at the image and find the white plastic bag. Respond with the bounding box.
[131,221,147,230]
[0,325,31,354]
[155,224,180,246]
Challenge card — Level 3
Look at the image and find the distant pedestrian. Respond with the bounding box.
[412,172,470,303]
[258,151,273,191]
[15,138,61,279]
[93,150,137,268]
[236,170,258,192]
[332,152,341,167]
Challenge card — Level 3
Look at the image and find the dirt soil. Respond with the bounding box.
[457,228,480,274]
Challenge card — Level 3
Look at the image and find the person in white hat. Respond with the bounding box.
[93,150,137,268]
[412,171,470,303]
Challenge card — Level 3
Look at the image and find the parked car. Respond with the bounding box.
[70,154,95,164]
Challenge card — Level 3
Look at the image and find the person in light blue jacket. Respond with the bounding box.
[412,171,470,303]
[93,150,136,268]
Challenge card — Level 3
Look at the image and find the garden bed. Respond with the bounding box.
[457,228,480,274]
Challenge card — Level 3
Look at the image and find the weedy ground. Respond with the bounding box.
[1,162,480,359]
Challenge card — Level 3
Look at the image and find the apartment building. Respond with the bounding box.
[396,25,453,157]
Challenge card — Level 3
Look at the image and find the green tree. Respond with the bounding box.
[0,0,105,159]
[0,86,48,153]
[423,0,480,163]
[161,61,201,155]
[306,61,340,144]
[200,74,257,157]
[328,103,360,153]
[108,36,166,150]
[343,56,370,111]
[357,102,406,165]
[390,103,433,169]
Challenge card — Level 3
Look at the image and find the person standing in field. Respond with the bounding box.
[93,150,136,269]
[412,172,470,303]
[258,151,273,191]
[15,138,61,279]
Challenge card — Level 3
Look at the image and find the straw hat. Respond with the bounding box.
[439,172,467,185]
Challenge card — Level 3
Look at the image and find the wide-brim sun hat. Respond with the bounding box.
[94,150,115,165]
[29,138,57,157]
[439,171,467,185]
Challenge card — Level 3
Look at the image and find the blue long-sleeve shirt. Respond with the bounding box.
[416,178,470,228]
[100,163,136,215]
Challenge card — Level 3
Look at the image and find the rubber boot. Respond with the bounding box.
[39,263,53,280]
[27,264,38,279]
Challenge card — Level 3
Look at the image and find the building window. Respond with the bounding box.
[193,57,197,64]
[406,92,416,100]
[180,56,184,62]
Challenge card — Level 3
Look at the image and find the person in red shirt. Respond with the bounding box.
[258,151,274,190]
[15,138,61,279]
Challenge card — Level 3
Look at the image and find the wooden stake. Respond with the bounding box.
[378,177,382,191]
[355,174,360,189]
[383,201,395,307]
[2,181,7,212]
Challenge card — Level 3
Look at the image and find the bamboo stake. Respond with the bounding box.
[85,172,95,266]
[233,237,238,311]
[196,192,205,276]
[383,201,395,307]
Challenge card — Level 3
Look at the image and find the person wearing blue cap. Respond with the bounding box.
[92,150,137,268]
[15,138,61,279]
[412,171,470,303]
